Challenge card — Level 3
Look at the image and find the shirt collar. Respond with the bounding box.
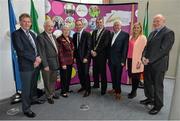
[114,29,121,35]
[21,27,29,34]
[45,31,53,37]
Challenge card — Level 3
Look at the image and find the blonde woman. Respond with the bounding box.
[127,22,147,99]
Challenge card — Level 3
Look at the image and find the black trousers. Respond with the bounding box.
[109,63,123,94]
[127,58,140,93]
[20,69,38,113]
[93,56,107,93]
[144,65,165,109]
[60,65,72,94]
[76,60,91,91]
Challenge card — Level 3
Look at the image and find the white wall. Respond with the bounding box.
[0,0,45,100]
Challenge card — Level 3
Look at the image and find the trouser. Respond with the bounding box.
[20,69,37,113]
[42,69,57,98]
[93,57,107,93]
[144,65,165,109]
[77,60,91,92]
[109,63,123,94]
[60,65,72,94]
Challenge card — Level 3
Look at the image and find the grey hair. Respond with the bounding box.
[113,20,122,26]
[43,20,54,27]
[62,24,70,30]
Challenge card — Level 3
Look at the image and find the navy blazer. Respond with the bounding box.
[108,31,129,66]
[73,30,92,62]
[12,28,38,71]
[143,26,175,71]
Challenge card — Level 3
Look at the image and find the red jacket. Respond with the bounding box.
[57,35,74,66]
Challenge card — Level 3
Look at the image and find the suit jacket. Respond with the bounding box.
[36,31,59,70]
[91,28,111,59]
[57,35,74,66]
[143,26,175,71]
[12,28,38,71]
[130,35,147,73]
[73,30,92,62]
[108,31,129,66]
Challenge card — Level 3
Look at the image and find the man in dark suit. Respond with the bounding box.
[141,14,175,115]
[12,13,41,118]
[108,21,129,100]
[73,19,92,97]
[37,20,59,104]
[91,17,111,95]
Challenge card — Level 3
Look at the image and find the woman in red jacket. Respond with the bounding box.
[57,25,74,97]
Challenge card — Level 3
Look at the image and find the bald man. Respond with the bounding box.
[141,14,175,115]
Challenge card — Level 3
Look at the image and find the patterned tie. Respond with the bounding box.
[152,30,158,38]
[49,34,58,53]
[26,31,37,56]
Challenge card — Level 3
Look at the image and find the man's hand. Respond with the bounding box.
[62,65,67,69]
[35,56,41,63]
[142,57,149,65]
[91,50,97,57]
[83,58,88,63]
[34,56,41,68]
[34,61,40,68]
[44,66,50,71]
[121,63,124,66]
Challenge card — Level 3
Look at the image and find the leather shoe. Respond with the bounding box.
[115,93,121,100]
[140,98,152,105]
[47,98,54,104]
[77,88,85,93]
[61,93,68,98]
[149,107,161,115]
[24,111,36,118]
[128,91,137,99]
[83,91,91,97]
[31,100,45,105]
[107,89,115,94]
[67,90,73,93]
[53,95,59,99]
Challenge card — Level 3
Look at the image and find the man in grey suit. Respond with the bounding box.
[37,20,59,104]
[141,14,175,115]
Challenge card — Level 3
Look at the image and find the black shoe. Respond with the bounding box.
[61,93,68,98]
[47,98,54,104]
[31,100,45,105]
[101,91,106,95]
[140,98,152,105]
[53,95,59,99]
[149,107,161,115]
[83,91,91,97]
[77,88,85,93]
[67,90,73,93]
[128,92,137,99]
[24,111,36,118]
